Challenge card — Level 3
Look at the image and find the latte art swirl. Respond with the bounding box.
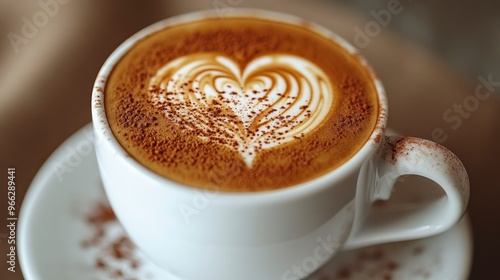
[149,53,333,166]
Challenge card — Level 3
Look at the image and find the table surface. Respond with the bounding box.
[1,1,498,279]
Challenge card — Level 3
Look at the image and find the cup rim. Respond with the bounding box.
[91,8,388,200]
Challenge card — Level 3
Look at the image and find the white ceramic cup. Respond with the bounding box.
[91,9,469,280]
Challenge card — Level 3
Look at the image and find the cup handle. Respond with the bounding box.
[344,135,470,250]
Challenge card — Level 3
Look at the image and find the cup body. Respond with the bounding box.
[92,9,388,280]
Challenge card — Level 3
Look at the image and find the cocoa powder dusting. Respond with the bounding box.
[81,203,116,247]
[82,202,143,280]
[320,244,433,280]
[332,76,373,140]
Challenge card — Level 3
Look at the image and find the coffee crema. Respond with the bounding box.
[149,53,333,166]
[105,16,379,192]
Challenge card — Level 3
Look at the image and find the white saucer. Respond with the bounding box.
[19,124,472,280]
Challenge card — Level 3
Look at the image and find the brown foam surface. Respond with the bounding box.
[105,17,379,192]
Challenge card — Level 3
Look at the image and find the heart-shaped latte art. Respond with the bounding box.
[149,53,333,167]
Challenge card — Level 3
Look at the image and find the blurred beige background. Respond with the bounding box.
[1,1,499,279]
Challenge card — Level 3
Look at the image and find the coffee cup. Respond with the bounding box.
[91,9,469,280]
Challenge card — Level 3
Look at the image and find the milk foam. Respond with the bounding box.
[149,53,333,166]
